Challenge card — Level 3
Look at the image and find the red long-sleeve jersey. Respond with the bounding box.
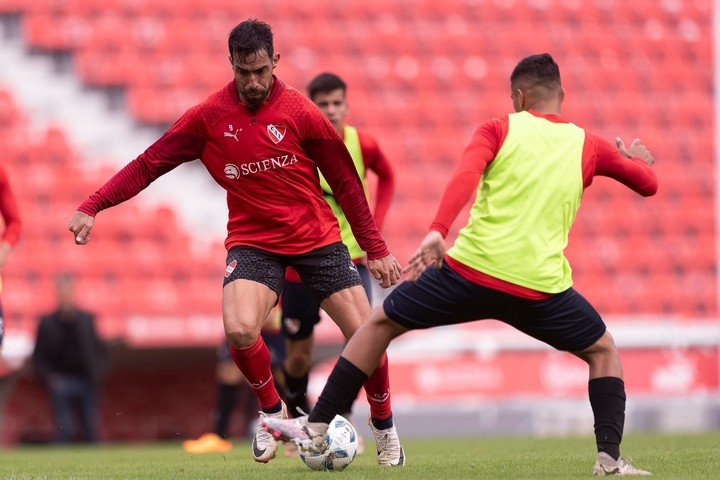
[78,78,389,259]
[430,109,658,299]
[357,131,394,231]
[0,165,21,247]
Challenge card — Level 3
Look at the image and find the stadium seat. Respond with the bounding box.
[0,0,714,320]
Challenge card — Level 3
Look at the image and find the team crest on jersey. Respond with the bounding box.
[225,260,237,278]
[224,163,240,179]
[267,124,286,144]
[284,317,301,335]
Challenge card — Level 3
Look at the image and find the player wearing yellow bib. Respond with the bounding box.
[264,54,657,476]
[280,73,398,461]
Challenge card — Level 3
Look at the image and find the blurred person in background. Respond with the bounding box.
[68,19,404,465]
[0,164,22,353]
[183,307,285,454]
[32,274,105,443]
[281,73,395,451]
[263,53,657,476]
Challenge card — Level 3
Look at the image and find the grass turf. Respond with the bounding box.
[0,432,718,479]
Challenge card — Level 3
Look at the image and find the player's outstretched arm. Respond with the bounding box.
[68,211,95,245]
[404,230,446,282]
[367,252,402,288]
[594,135,657,196]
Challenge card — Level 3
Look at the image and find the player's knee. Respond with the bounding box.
[225,327,259,348]
[576,331,619,362]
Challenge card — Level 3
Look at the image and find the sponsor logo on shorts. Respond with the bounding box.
[225,260,237,278]
[224,163,240,179]
[267,124,286,144]
[284,317,301,335]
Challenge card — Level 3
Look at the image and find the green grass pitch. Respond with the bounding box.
[0,432,718,479]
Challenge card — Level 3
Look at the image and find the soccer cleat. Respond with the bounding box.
[261,415,328,455]
[252,402,287,463]
[368,416,406,467]
[182,432,233,454]
[593,452,652,476]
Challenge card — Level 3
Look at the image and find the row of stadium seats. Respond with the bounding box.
[9,0,711,20]
[0,0,715,324]
[0,87,225,341]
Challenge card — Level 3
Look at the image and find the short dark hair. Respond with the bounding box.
[307,73,347,100]
[510,53,561,90]
[228,19,274,61]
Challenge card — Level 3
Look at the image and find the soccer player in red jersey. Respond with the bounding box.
[0,164,22,351]
[68,19,404,465]
[281,73,395,450]
[263,54,656,476]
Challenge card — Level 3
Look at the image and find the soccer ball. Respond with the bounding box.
[299,415,358,471]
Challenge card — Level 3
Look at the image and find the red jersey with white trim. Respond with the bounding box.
[431,109,658,299]
[78,78,388,259]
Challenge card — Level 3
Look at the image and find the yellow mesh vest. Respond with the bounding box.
[447,111,585,293]
[318,125,367,260]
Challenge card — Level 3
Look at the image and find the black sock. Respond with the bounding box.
[284,369,310,418]
[263,400,283,414]
[309,356,368,424]
[371,414,394,430]
[214,384,239,438]
[589,377,625,461]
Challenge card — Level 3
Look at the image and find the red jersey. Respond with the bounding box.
[431,109,658,299]
[78,78,389,259]
[357,131,394,231]
[0,165,21,247]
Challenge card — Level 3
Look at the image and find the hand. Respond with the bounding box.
[0,241,11,271]
[367,253,402,288]
[68,211,95,245]
[616,137,654,166]
[403,230,445,281]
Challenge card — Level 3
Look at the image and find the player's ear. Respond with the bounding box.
[272,53,280,69]
[559,87,565,103]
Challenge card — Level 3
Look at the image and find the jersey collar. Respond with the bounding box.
[527,108,568,124]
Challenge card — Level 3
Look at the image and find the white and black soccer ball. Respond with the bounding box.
[299,415,358,471]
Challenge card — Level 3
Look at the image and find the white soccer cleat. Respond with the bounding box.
[593,452,652,476]
[261,415,329,455]
[252,402,287,463]
[368,416,406,467]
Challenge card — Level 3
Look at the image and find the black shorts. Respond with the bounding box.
[281,264,373,340]
[383,261,606,352]
[223,242,362,304]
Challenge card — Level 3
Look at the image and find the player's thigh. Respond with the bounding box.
[383,260,505,329]
[222,247,284,340]
[291,243,367,337]
[280,280,321,341]
[320,285,370,339]
[505,288,607,352]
